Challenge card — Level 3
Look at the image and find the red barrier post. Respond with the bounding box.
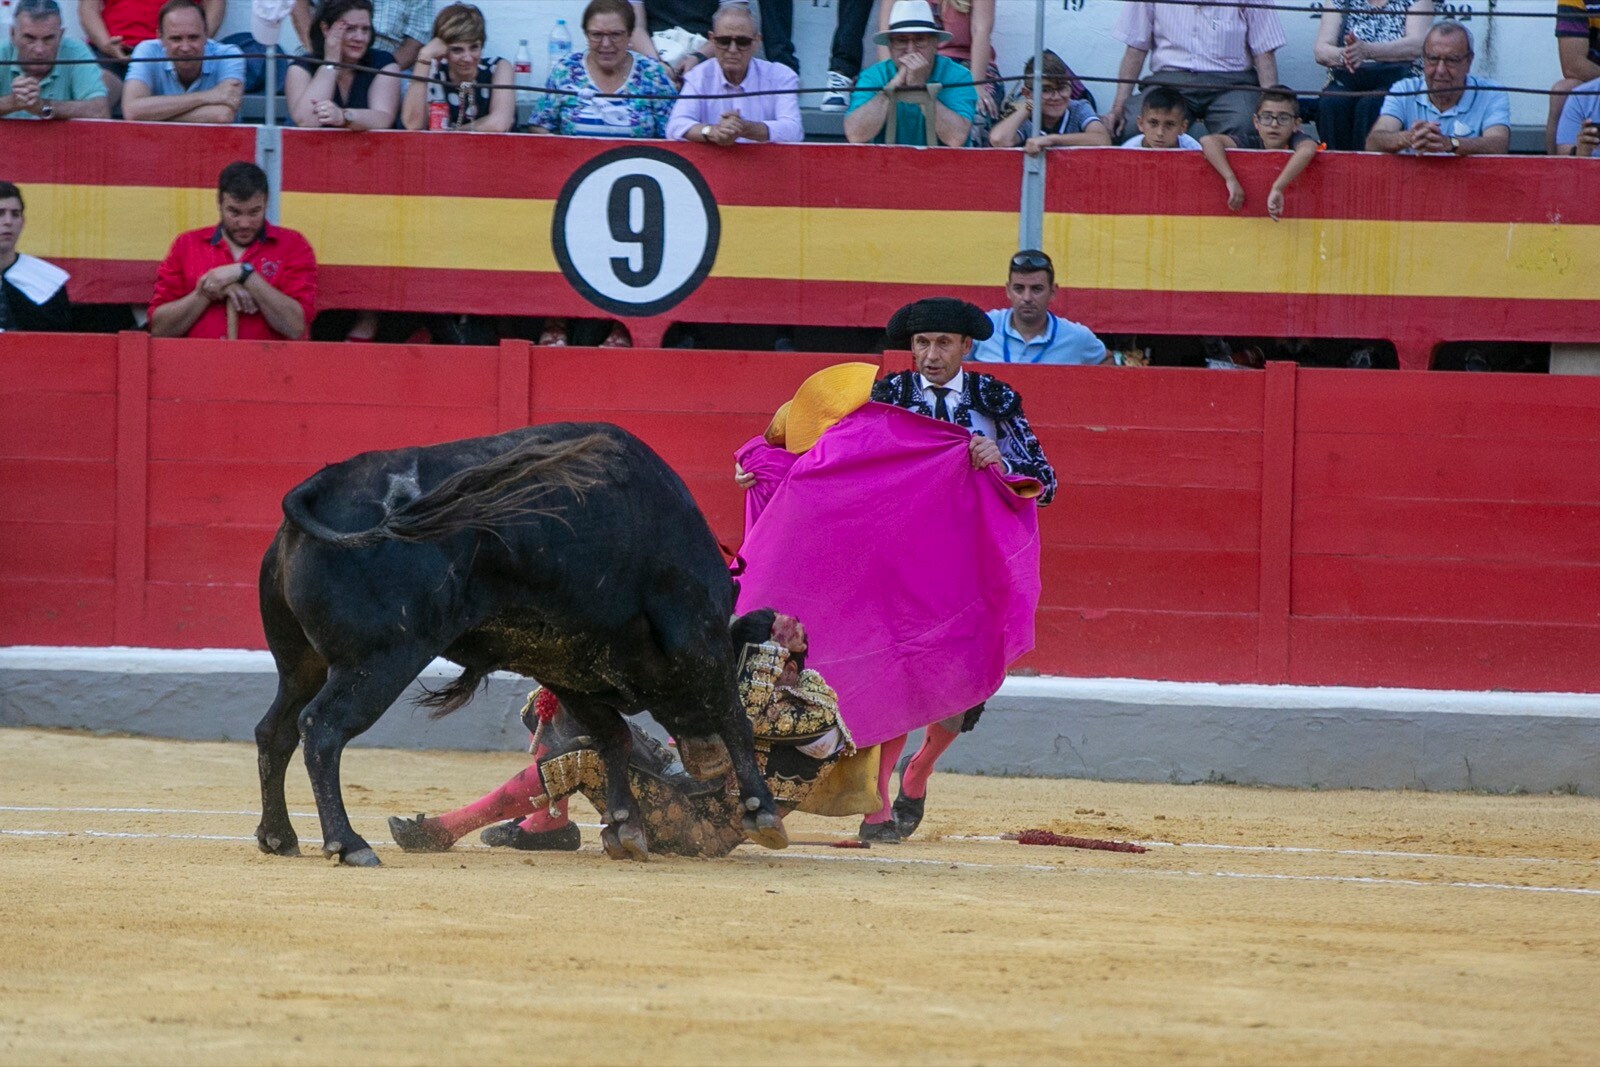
[1256,360,1297,682]
[113,331,150,645]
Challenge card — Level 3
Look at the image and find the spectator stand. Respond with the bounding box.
[4,119,1595,366]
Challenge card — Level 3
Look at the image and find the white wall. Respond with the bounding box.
[53,0,1563,126]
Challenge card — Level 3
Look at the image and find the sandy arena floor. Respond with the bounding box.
[1,727,1597,1066]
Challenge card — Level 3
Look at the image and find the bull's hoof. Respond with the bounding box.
[387,813,455,853]
[340,847,383,867]
[255,829,300,857]
[600,821,649,862]
[742,810,789,850]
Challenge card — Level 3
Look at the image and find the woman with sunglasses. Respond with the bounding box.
[665,2,802,144]
[989,49,1109,151]
[526,0,677,139]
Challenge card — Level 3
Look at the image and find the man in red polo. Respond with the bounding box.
[150,161,317,341]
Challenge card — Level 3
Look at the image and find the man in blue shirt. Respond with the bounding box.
[1366,22,1510,155]
[843,0,975,147]
[122,0,243,123]
[970,249,1106,366]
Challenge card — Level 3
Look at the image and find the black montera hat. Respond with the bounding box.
[886,297,993,347]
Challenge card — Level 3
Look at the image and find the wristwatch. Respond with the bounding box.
[1449,135,1462,154]
[342,108,354,125]
[39,103,54,119]
[238,262,255,284]
[700,124,713,141]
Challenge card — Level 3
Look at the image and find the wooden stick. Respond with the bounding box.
[226,301,238,341]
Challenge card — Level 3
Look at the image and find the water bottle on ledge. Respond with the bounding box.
[548,19,572,78]
[514,39,532,78]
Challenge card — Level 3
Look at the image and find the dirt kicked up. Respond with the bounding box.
[2,727,1597,1066]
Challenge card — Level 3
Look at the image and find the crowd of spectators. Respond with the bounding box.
[1,0,1593,357]
[2,0,1595,156]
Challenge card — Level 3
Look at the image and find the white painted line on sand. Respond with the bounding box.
[7,823,1598,898]
[944,833,1576,865]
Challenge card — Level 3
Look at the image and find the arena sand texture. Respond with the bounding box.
[2,728,1597,1066]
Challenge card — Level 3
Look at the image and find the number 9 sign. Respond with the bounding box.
[551,146,721,317]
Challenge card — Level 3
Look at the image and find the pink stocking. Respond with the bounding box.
[863,734,908,824]
[900,721,960,800]
[433,763,543,841]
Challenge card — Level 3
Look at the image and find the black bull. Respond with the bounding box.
[254,423,788,866]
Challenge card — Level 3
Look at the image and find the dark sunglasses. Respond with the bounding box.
[1010,251,1052,274]
[710,34,756,49]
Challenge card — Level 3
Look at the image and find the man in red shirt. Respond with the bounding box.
[150,161,317,341]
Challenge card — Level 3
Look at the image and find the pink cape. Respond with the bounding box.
[733,403,1041,748]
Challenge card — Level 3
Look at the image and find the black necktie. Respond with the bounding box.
[931,386,952,421]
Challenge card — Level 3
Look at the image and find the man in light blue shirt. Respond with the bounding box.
[1366,22,1510,155]
[969,250,1107,366]
[843,0,976,147]
[122,0,243,123]
[1555,75,1600,156]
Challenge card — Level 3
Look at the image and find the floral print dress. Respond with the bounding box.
[530,50,676,138]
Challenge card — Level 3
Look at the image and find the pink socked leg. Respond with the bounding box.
[863,734,908,824]
[900,721,960,800]
[433,763,544,841]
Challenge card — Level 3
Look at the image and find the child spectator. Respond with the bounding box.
[989,49,1109,151]
[1120,87,1201,149]
[1201,86,1319,219]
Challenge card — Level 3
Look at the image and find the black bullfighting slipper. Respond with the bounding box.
[858,818,902,845]
[892,791,926,839]
[479,820,582,851]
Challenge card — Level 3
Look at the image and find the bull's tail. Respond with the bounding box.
[282,432,623,550]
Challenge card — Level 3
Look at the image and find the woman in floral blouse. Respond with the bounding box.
[1314,0,1435,150]
[526,0,676,139]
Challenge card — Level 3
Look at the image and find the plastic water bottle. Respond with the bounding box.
[547,19,573,78]
[0,0,14,34]
[427,60,449,129]
[514,39,532,78]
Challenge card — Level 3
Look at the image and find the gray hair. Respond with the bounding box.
[1428,20,1474,54]
[713,0,760,35]
[15,0,64,20]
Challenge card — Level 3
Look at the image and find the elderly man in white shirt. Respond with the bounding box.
[665,2,801,144]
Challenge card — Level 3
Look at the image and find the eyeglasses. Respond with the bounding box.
[710,34,755,49]
[1421,52,1470,67]
[1254,112,1295,126]
[1037,82,1069,98]
[1010,251,1052,274]
[585,30,627,43]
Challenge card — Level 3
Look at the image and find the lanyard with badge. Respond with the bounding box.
[1001,310,1058,364]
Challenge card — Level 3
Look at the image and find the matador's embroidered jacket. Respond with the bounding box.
[870,370,1058,505]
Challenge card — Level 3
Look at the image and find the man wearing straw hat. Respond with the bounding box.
[149,161,318,340]
[843,0,976,147]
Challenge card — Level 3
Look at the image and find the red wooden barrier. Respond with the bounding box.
[4,332,1598,692]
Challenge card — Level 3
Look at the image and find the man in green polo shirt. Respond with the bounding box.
[843,0,975,147]
[0,0,110,120]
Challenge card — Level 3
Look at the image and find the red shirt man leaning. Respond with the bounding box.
[149,161,318,340]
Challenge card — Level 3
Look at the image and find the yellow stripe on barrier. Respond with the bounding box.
[1046,213,1600,301]
[20,184,1598,303]
[24,185,219,261]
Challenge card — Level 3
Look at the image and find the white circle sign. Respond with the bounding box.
[551,147,721,317]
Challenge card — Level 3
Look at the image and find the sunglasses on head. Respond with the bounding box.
[1010,251,1052,273]
[710,34,755,49]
